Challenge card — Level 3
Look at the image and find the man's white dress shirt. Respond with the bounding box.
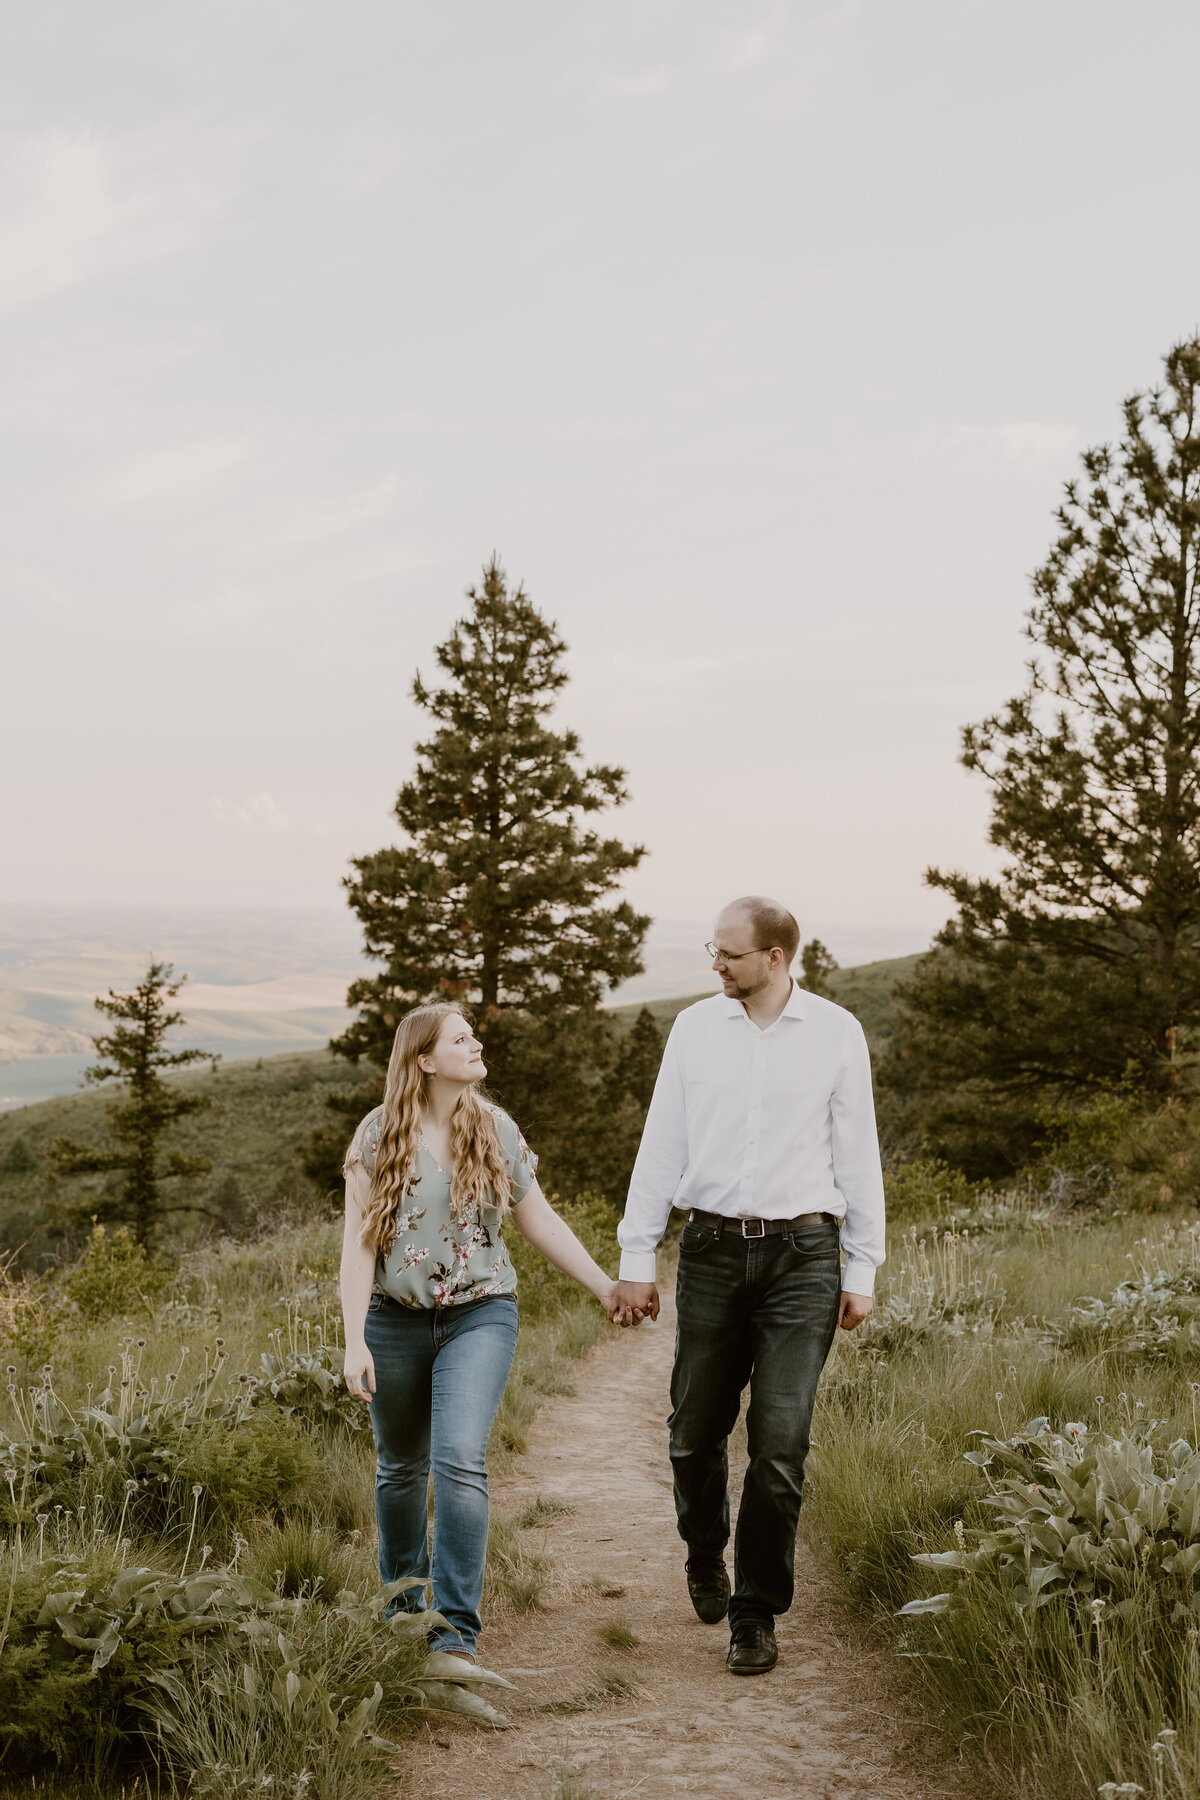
[617,982,886,1296]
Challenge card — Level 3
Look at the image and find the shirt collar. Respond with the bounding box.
[724,979,806,1023]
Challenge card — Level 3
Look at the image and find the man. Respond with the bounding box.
[613,896,884,1676]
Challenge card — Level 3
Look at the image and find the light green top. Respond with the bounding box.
[343,1105,538,1309]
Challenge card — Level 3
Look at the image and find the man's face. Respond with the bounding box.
[710,908,774,1000]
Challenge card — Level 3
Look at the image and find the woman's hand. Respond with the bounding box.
[602,1281,655,1327]
[344,1341,376,1403]
[600,1282,626,1324]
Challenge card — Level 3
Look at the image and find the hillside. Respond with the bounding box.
[0,952,919,1259]
[610,951,918,1058]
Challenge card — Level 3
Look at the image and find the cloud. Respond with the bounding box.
[0,118,248,311]
[711,4,789,73]
[206,792,291,834]
[602,67,679,99]
[249,475,414,552]
[915,420,1083,474]
[90,439,253,506]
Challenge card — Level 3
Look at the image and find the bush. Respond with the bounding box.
[0,1544,429,1789]
[1055,1223,1200,1361]
[883,1158,975,1223]
[65,1226,175,1326]
[506,1192,619,1327]
[0,1253,62,1372]
[175,1410,322,1540]
[857,1223,1005,1356]
[897,1415,1200,1799]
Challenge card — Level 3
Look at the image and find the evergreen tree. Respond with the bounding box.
[799,939,838,999]
[48,963,216,1243]
[318,558,651,1193]
[889,339,1200,1171]
[605,1007,665,1113]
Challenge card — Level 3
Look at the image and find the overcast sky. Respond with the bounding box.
[5,0,1200,952]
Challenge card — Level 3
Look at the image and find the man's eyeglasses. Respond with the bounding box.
[705,942,768,964]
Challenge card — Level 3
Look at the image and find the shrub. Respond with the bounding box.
[897,1415,1200,1797]
[506,1193,619,1327]
[902,1415,1200,1621]
[65,1226,175,1327]
[175,1410,322,1539]
[1055,1223,1200,1361]
[0,1253,61,1372]
[0,1545,430,1788]
[254,1292,364,1434]
[858,1224,1005,1356]
[883,1158,975,1223]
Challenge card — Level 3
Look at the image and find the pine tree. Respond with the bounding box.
[48,963,217,1244]
[606,1007,665,1113]
[799,939,838,999]
[321,558,651,1191]
[889,339,1200,1171]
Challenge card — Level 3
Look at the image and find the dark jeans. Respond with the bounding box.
[364,1290,518,1657]
[669,1216,842,1629]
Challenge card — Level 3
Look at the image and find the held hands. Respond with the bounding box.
[344,1342,377,1402]
[837,1291,874,1330]
[604,1279,660,1328]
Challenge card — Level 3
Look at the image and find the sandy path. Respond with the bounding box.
[401,1289,964,1800]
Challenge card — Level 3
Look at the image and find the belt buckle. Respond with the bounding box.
[740,1217,766,1238]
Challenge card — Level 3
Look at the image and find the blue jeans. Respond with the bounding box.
[669,1216,842,1629]
[364,1290,518,1657]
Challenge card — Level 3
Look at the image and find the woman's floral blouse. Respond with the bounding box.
[343,1106,538,1309]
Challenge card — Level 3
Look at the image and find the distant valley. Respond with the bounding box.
[0,903,931,1106]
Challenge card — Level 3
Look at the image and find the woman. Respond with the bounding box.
[340,1001,623,1672]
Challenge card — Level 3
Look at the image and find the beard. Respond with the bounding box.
[725,969,770,1001]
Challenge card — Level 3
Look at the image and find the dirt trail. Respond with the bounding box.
[402,1289,964,1800]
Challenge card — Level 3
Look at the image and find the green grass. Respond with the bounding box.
[596,1616,639,1650]
[0,1048,352,1263]
[0,1133,621,1793]
[805,1199,1200,1799]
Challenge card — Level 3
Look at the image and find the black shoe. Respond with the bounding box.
[727,1621,778,1675]
[685,1555,730,1624]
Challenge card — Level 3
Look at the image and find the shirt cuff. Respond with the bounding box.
[618,1249,658,1284]
[840,1256,878,1297]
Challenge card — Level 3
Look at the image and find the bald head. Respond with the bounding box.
[717,895,801,967]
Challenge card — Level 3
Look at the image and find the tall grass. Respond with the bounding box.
[806,1189,1200,1798]
[0,1190,621,1793]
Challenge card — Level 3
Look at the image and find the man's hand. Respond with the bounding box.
[611,1280,660,1326]
[837,1291,873,1331]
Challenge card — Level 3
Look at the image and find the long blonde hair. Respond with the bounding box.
[356,1003,514,1256]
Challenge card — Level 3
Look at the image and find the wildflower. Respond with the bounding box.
[1158,1729,1178,1743]
[136,1338,146,1348]
[35,1513,48,1526]
[125,1478,139,1493]
[192,1483,204,1497]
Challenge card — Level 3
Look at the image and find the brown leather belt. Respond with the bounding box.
[686,1207,838,1239]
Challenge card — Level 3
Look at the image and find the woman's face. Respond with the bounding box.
[421,1013,486,1084]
